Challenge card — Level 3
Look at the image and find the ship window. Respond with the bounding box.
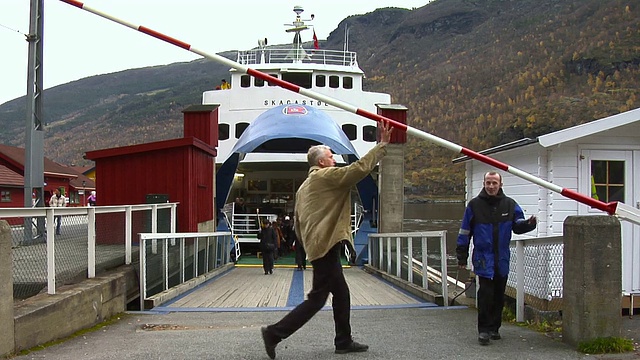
[240,75,251,88]
[329,75,339,88]
[218,123,230,140]
[316,75,326,87]
[343,76,353,89]
[236,122,250,138]
[363,125,377,142]
[271,179,294,193]
[342,124,357,140]
[268,74,278,86]
[255,77,265,87]
[282,72,312,89]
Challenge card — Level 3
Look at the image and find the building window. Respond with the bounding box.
[1,191,10,202]
[236,123,249,138]
[342,124,357,140]
[363,125,377,142]
[329,75,339,88]
[241,75,251,88]
[218,124,230,140]
[343,76,353,89]
[315,75,326,87]
[591,160,625,202]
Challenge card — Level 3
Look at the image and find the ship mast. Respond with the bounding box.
[285,5,314,63]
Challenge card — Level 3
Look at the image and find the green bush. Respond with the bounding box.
[577,337,634,354]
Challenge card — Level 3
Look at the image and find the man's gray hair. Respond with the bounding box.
[307,145,331,166]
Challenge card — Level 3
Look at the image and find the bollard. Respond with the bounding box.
[0,220,15,356]
[562,215,621,346]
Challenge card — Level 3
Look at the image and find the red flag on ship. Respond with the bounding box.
[313,29,319,49]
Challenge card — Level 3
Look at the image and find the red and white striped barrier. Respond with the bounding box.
[59,0,640,226]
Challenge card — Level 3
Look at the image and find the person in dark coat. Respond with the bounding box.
[456,171,537,345]
[259,220,277,275]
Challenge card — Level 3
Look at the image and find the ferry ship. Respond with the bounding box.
[207,6,392,260]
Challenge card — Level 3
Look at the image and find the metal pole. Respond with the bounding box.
[58,0,640,225]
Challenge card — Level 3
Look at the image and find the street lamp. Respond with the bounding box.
[82,180,86,206]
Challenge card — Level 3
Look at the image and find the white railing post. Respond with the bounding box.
[440,231,448,308]
[396,237,401,278]
[205,236,210,272]
[516,240,525,322]
[421,236,428,289]
[194,237,199,277]
[125,206,132,264]
[386,237,391,273]
[170,204,177,246]
[368,236,372,268]
[378,237,383,270]
[151,204,158,254]
[180,236,185,284]
[407,236,413,284]
[87,207,96,278]
[46,209,56,294]
[163,238,169,291]
[139,235,146,311]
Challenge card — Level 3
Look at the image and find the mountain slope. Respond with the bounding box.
[1,0,639,198]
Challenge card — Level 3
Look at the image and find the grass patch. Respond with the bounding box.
[577,337,634,354]
[4,313,131,359]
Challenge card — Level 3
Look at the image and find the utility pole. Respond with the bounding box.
[23,0,45,242]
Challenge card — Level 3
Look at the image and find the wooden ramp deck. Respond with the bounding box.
[157,267,437,311]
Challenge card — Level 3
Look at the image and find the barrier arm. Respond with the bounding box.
[59,0,640,226]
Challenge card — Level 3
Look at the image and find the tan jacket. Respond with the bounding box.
[294,143,387,262]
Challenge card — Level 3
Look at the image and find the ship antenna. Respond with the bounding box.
[284,6,314,62]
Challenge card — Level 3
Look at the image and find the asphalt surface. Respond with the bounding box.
[10,306,640,360]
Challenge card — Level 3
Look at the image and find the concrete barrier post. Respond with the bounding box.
[0,220,15,356]
[562,215,621,346]
[379,144,404,233]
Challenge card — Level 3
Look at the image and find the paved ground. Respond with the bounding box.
[10,307,640,360]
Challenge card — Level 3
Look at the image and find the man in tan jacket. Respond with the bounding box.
[261,120,392,359]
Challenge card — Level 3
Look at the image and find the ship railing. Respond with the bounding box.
[367,231,452,307]
[351,202,363,237]
[138,231,232,310]
[237,48,358,67]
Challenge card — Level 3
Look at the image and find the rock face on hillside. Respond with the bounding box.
[1,0,639,197]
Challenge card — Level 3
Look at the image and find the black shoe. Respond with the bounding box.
[261,327,277,359]
[478,332,490,345]
[489,331,501,340]
[335,341,369,354]
[264,272,269,275]
[269,269,273,274]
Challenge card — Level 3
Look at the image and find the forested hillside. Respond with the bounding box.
[1,0,638,199]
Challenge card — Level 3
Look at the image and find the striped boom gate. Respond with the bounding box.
[59,0,640,226]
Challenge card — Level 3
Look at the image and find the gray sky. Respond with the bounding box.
[0,0,429,105]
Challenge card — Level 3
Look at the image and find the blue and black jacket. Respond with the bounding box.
[456,188,536,279]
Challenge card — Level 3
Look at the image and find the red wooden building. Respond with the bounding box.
[85,105,219,236]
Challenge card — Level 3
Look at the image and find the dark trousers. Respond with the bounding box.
[295,242,307,269]
[54,215,62,235]
[262,250,274,273]
[266,242,351,347]
[477,274,508,333]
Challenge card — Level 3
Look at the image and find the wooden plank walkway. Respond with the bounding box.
[164,267,430,310]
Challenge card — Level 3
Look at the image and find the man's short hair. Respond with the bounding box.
[484,171,502,182]
[307,145,331,166]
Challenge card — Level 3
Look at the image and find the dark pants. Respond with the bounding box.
[54,215,62,235]
[262,249,274,274]
[266,242,351,347]
[477,274,508,333]
[295,242,307,269]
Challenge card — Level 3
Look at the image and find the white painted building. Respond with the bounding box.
[454,107,640,295]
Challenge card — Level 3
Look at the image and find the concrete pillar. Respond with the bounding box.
[379,144,404,233]
[376,104,407,233]
[562,216,621,346]
[0,220,15,356]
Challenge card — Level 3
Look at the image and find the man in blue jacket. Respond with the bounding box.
[456,171,537,345]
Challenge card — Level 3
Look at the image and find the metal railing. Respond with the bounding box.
[509,235,564,322]
[237,48,358,67]
[0,203,177,299]
[367,231,451,306]
[138,231,232,310]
